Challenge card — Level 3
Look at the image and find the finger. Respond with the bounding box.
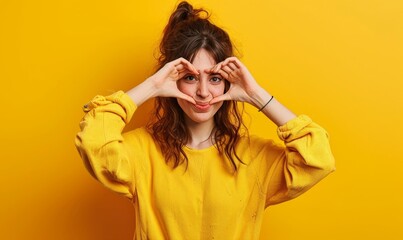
[176,64,192,75]
[171,58,197,75]
[217,69,230,80]
[207,64,217,73]
[223,57,242,69]
[176,92,196,104]
[172,57,190,66]
[209,62,223,73]
[177,58,198,75]
[221,66,236,79]
[226,62,238,71]
[209,93,231,104]
[222,65,233,74]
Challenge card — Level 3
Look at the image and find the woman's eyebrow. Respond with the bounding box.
[209,73,223,77]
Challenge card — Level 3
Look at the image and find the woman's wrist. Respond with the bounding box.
[247,86,273,109]
[246,86,296,126]
[126,77,159,107]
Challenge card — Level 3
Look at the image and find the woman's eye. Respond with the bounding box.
[210,76,222,83]
[184,75,196,81]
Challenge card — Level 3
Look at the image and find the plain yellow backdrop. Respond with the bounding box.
[1,0,402,239]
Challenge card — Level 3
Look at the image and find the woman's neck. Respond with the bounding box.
[185,119,215,150]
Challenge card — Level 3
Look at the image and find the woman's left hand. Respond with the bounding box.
[208,57,262,105]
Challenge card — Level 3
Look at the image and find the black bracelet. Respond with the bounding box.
[258,96,274,112]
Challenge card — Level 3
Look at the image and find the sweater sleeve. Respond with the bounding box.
[75,91,137,199]
[264,115,335,206]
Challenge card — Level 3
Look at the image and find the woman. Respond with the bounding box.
[75,1,335,239]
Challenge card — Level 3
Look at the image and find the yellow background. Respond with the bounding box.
[1,0,402,239]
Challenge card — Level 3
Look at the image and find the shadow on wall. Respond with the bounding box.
[70,181,135,240]
[55,178,135,240]
[59,90,154,240]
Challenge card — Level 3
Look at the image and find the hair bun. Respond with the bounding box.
[165,1,207,32]
[176,1,195,21]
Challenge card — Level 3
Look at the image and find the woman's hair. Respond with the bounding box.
[147,1,245,170]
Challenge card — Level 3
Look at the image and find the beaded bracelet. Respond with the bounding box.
[258,96,274,112]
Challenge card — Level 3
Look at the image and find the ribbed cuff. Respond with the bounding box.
[277,115,312,141]
[107,91,137,123]
[82,91,137,123]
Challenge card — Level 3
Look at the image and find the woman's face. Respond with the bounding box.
[177,49,225,125]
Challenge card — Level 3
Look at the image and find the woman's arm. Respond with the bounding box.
[75,91,137,198]
[243,85,296,126]
[264,116,335,206]
[75,58,199,197]
[209,57,335,205]
[209,57,296,126]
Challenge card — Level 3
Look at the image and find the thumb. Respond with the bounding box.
[177,92,196,104]
[209,93,231,104]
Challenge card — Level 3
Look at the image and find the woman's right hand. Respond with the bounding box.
[149,58,198,104]
[127,58,198,106]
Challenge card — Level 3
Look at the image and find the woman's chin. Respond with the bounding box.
[185,112,214,124]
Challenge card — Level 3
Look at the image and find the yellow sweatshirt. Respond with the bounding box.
[75,91,335,240]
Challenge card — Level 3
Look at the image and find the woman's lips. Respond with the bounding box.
[193,103,211,111]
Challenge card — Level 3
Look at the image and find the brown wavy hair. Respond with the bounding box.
[147,1,246,170]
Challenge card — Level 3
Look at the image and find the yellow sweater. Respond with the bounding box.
[75,91,335,240]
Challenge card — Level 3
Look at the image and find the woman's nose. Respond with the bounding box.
[196,80,210,98]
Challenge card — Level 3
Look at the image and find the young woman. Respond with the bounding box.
[75,1,335,239]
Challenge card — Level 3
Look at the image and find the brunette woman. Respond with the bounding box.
[75,1,335,239]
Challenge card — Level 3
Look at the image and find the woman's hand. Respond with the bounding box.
[208,57,263,107]
[150,58,198,104]
[208,57,297,126]
[128,58,198,106]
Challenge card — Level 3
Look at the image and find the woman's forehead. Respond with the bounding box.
[191,49,216,70]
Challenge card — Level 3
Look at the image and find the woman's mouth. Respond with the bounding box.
[193,103,211,111]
